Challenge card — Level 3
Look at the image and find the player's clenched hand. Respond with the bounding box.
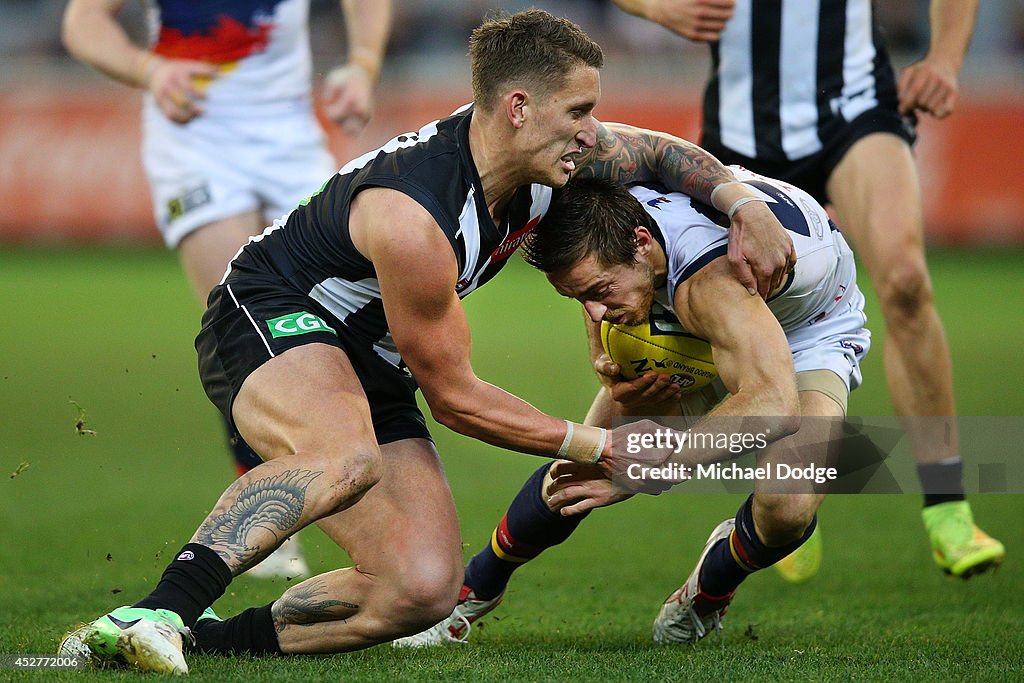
[628,0,735,43]
[727,201,796,299]
[147,57,217,124]
[322,64,375,136]
[898,56,960,120]
[546,460,634,516]
[593,353,681,408]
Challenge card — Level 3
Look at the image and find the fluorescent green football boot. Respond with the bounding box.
[923,500,1005,578]
[196,606,223,625]
[58,606,192,675]
[774,524,822,584]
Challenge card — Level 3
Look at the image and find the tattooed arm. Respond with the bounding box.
[574,121,796,298]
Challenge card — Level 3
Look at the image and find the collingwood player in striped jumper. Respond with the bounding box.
[59,9,799,673]
[611,0,1003,581]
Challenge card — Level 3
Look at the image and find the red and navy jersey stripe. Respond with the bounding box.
[153,0,287,62]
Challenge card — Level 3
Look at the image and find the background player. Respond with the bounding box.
[61,0,393,578]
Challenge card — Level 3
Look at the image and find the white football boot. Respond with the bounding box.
[653,518,736,644]
[246,536,309,580]
[392,585,504,648]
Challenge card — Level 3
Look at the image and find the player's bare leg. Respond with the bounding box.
[654,389,841,644]
[828,133,1004,576]
[828,134,953,460]
[267,438,463,652]
[215,343,386,571]
[178,211,313,577]
[177,210,265,305]
[187,344,457,655]
[59,343,383,671]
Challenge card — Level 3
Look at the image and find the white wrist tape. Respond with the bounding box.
[711,180,768,221]
[558,420,575,457]
[727,196,766,220]
[591,427,608,464]
[710,181,743,212]
[557,420,607,464]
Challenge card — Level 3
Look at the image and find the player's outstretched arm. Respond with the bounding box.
[351,188,610,464]
[62,0,216,123]
[575,122,796,299]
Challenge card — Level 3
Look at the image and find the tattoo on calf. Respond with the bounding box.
[195,468,323,568]
[272,577,360,633]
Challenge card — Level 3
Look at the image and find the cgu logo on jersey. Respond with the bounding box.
[647,196,671,210]
[490,215,541,262]
[266,312,336,338]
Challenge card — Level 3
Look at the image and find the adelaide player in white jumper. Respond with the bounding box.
[395,166,871,647]
[62,0,392,578]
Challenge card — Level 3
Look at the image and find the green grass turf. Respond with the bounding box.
[1,246,1022,681]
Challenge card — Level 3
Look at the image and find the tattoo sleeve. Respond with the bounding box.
[574,121,735,202]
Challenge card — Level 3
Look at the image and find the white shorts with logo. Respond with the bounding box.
[786,276,871,393]
[142,96,337,248]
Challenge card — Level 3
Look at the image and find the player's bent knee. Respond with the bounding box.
[878,257,934,320]
[394,586,460,634]
[374,567,461,637]
[401,549,462,617]
[755,495,816,546]
[318,448,384,514]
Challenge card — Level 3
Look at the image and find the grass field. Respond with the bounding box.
[1,246,1022,681]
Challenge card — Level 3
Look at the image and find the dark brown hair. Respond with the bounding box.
[522,177,650,273]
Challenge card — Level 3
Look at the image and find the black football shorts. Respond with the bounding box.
[702,105,917,206]
[196,275,430,447]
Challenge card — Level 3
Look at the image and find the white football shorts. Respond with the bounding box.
[141,96,337,248]
[787,283,871,398]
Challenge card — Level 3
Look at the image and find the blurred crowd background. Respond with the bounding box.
[5,0,1024,82]
[1,1,1022,244]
